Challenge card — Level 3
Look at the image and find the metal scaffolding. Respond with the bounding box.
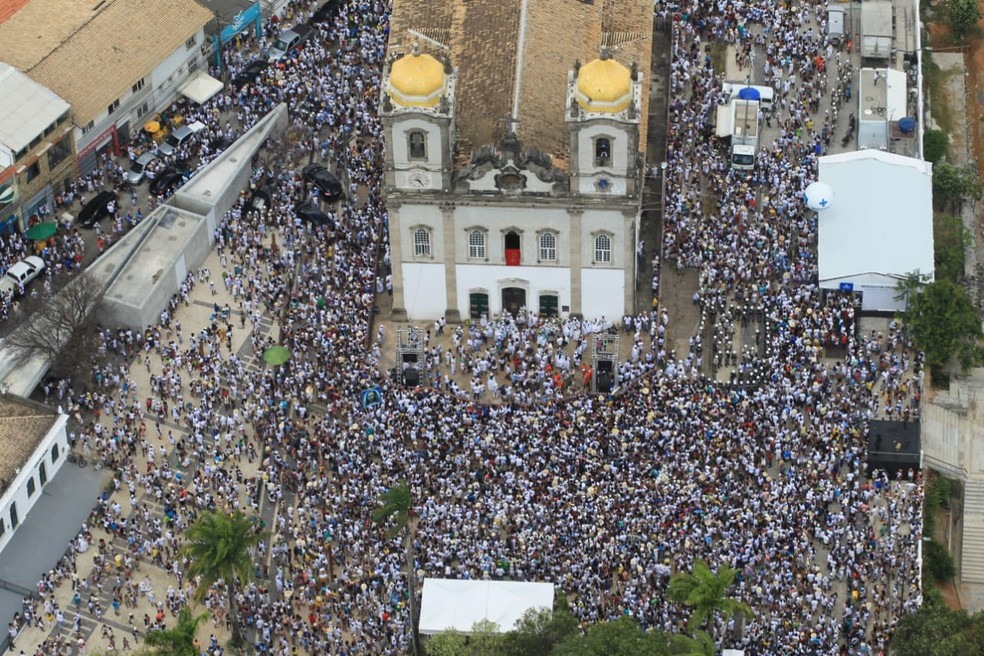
[591,333,620,393]
[395,326,425,387]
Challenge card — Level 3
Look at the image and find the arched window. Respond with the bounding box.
[539,232,557,261]
[413,228,431,257]
[408,131,427,160]
[594,137,611,166]
[468,230,486,259]
[594,234,612,263]
[51,443,59,462]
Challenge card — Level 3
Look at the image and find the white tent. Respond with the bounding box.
[178,71,224,105]
[817,150,933,312]
[419,579,554,635]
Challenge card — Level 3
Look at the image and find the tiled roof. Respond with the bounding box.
[0,395,58,490]
[0,0,213,126]
[388,0,651,165]
[0,63,70,152]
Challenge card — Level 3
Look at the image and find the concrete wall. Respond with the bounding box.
[0,413,69,554]
[403,262,448,319]
[921,369,984,480]
[581,268,625,321]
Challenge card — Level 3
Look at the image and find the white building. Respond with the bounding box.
[816,150,933,312]
[0,0,215,176]
[0,395,69,554]
[381,0,653,322]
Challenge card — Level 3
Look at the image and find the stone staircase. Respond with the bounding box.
[961,479,984,582]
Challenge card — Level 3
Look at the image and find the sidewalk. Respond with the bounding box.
[3,237,282,655]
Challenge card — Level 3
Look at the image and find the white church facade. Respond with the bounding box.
[380,0,653,322]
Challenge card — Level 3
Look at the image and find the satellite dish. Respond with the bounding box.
[804,181,834,211]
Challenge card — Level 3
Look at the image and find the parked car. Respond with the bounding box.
[312,0,343,23]
[126,152,158,186]
[77,191,117,228]
[296,201,334,226]
[158,120,206,156]
[302,163,343,201]
[233,59,269,88]
[268,23,314,62]
[149,169,186,196]
[248,186,273,213]
[0,256,45,296]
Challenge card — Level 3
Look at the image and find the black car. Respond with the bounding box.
[296,201,334,227]
[150,169,186,196]
[247,187,272,213]
[233,59,269,88]
[312,0,342,23]
[77,191,117,228]
[302,163,343,201]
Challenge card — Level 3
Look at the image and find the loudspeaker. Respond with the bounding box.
[596,371,614,393]
[402,353,418,364]
[403,369,421,387]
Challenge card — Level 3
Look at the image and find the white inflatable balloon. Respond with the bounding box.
[804,181,834,211]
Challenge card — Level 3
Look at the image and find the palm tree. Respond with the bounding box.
[372,480,419,655]
[143,606,209,656]
[666,558,753,639]
[179,510,267,647]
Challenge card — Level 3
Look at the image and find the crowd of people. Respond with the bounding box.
[2,0,929,654]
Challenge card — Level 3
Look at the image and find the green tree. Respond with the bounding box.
[924,128,950,164]
[934,214,969,283]
[500,606,578,656]
[372,480,420,655]
[933,162,983,211]
[551,616,678,656]
[425,620,504,656]
[179,510,266,647]
[143,606,209,656]
[666,559,753,635]
[923,540,957,583]
[948,0,982,37]
[891,589,978,655]
[900,278,982,374]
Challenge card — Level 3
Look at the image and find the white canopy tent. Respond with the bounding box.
[816,150,933,312]
[178,71,224,105]
[419,579,554,635]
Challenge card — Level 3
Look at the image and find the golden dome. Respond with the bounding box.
[388,45,446,108]
[575,52,632,113]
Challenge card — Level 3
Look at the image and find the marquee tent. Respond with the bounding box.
[419,578,554,635]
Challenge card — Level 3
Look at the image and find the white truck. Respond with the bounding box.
[716,98,760,171]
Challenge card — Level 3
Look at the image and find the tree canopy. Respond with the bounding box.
[900,277,982,374]
[891,589,984,656]
[666,558,753,634]
[143,606,209,656]
[180,510,266,646]
[948,0,983,37]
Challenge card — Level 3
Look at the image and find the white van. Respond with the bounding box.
[722,83,775,114]
[826,7,846,45]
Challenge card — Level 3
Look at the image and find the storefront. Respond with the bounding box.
[76,124,119,176]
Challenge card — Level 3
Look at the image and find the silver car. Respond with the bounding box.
[127,152,158,185]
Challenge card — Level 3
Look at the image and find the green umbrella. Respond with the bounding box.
[262,345,291,366]
[25,222,57,240]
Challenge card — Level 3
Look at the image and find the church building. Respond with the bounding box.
[381,0,652,322]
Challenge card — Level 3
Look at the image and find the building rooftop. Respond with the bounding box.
[386,0,652,166]
[0,63,70,153]
[0,395,58,490]
[817,150,933,284]
[0,0,213,126]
